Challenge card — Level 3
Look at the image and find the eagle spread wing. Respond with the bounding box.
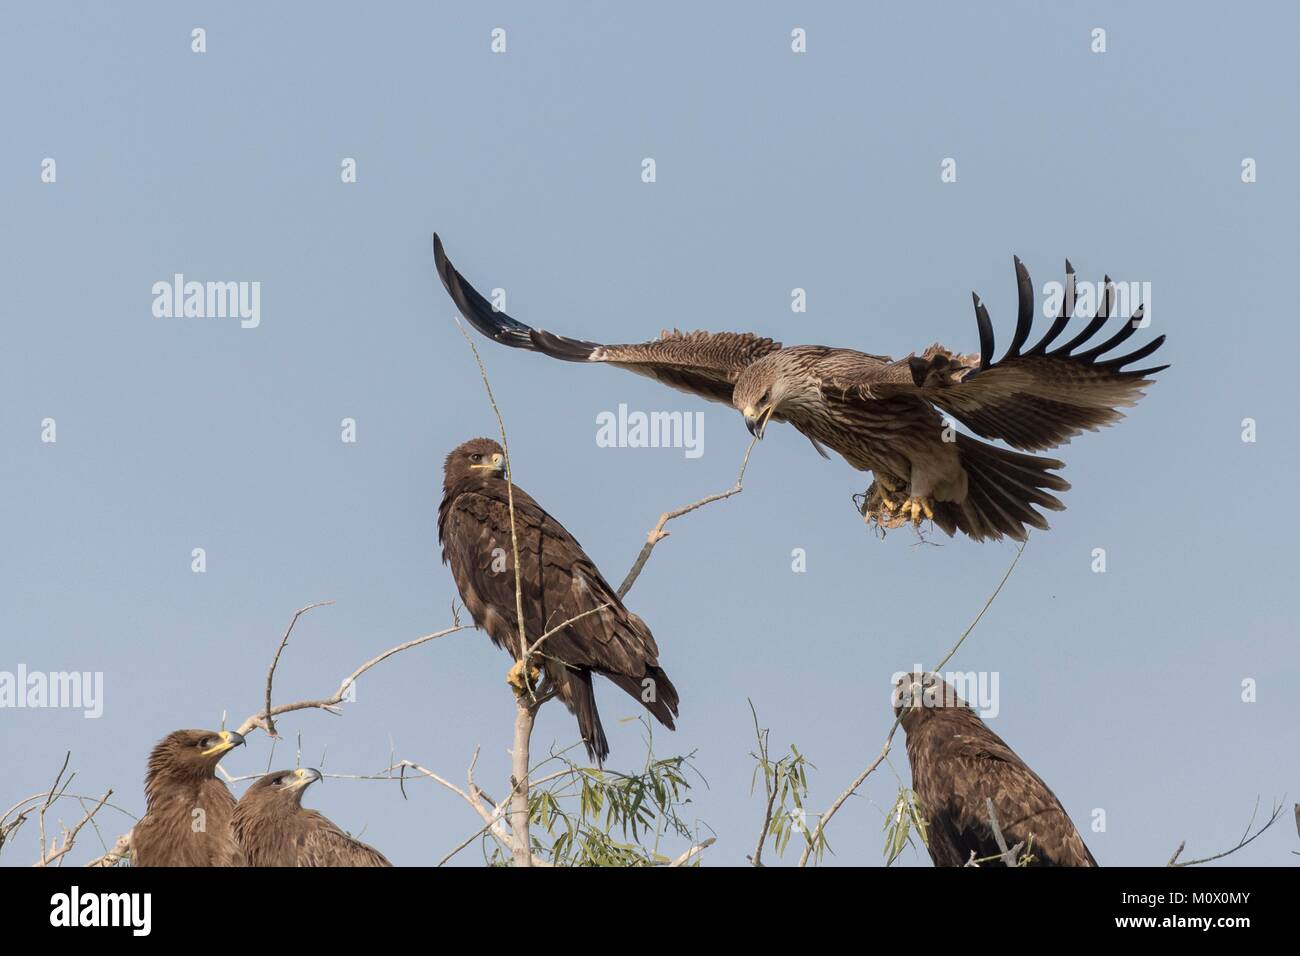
[434,233,781,405]
[850,259,1168,452]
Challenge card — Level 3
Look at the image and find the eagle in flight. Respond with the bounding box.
[433,235,1167,541]
[438,437,680,764]
[895,673,1097,867]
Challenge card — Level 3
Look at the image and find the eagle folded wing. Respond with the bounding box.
[433,234,781,405]
[867,259,1169,452]
[298,816,391,867]
[941,742,1097,867]
[444,485,662,679]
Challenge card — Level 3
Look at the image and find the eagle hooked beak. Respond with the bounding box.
[200,730,246,757]
[742,404,775,439]
[288,767,323,789]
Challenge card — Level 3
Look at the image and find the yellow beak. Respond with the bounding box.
[289,767,323,789]
[743,404,774,439]
[200,729,245,757]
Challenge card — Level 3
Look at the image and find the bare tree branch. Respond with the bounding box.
[259,601,335,738]
[984,797,1024,867]
[236,612,466,737]
[1167,797,1286,866]
[617,435,759,599]
[36,789,113,867]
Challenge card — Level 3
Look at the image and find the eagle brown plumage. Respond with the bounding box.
[232,768,391,867]
[129,729,247,867]
[434,235,1167,541]
[894,673,1097,867]
[438,437,679,765]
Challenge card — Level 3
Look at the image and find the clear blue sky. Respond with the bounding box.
[2,1,1296,866]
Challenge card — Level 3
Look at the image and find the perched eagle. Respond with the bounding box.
[434,235,1167,541]
[233,768,391,867]
[438,437,679,764]
[129,729,247,867]
[894,673,1097,867]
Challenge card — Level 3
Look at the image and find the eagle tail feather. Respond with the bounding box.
[607,667,680,731]
[937,435,1070,541]
[567,670,611,766]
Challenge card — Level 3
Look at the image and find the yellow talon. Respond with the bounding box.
[506,659,542,692]
[901,495,934,525]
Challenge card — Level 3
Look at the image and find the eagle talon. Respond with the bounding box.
[901,495,935,526]
[859,480,910,530]
[506,659,542,693]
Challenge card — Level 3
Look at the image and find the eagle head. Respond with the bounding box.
[242,767,323,809]
[733,360,785,439]
[893,672,973,728]
[145,728,245,795]
[444,437,506,487]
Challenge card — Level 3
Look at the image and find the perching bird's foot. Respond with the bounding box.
[858,479,910,531]
[506,659,542,694]
[899,494,935,527]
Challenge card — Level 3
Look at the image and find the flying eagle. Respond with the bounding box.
[433,235,1167,541]
[894,673,1097,867]
[233,768,391,867]
[129,729,247,867]
[438,437,679,764]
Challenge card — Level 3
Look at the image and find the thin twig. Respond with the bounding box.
[261,601,335,738]
[236,616,465,736]
[617,435,759,599]
[1167,797,1286,866]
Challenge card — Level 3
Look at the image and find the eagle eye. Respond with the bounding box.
[197,736,215,749]
[470,453,482,462]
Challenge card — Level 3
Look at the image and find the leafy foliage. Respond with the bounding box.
[487,718,709,867]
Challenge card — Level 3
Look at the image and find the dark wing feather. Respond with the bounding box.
[433,234,781,405]
[908,710,1096,867]
[882,259,1168,452]
[439,480,678,722]
[297,812,391,867]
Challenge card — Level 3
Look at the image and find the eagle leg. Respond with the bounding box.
[506,658,543,694]
[900,494,935,526]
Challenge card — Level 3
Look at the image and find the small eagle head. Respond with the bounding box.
[892,672,972,727]
[444,437,506,487]
[242,767,323,810]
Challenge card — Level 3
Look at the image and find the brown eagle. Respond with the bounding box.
[233,768,391,867]
[434,235,1167,541]
[438,437,679,764]
[894,673,1097,867]
[129,729,247,867]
